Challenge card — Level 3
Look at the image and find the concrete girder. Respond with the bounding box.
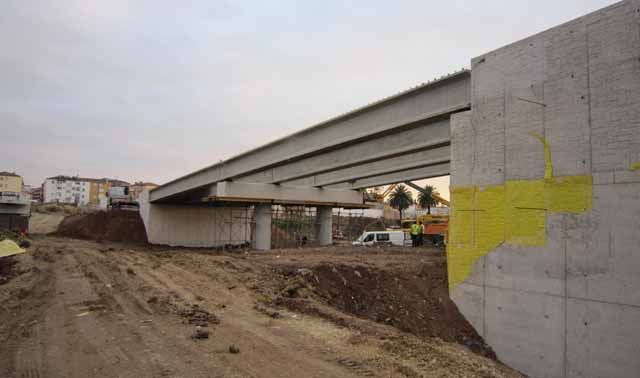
[305,145,450,187]
[149,71,470,202]
[325,162,450,190]
[235,117,450,185]
[205,181,365,207]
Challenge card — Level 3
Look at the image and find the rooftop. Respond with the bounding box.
[0,171,20,177]
[133,181,159,187]
[46,175,130,186]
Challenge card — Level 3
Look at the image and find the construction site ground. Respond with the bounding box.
[0,213,523,378]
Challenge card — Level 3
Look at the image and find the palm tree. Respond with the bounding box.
[417,185,440,214]
[388,185,413,222]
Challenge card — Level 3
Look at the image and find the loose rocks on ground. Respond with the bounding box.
[191,326,210,340]
[176,304,219,327]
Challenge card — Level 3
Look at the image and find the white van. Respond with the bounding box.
[352,231,407,247]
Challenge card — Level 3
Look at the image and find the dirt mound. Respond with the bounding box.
[56,210,148,244]
[277,262,495,358]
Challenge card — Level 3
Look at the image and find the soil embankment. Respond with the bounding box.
[56,210,148,244]
[264,247,494,358]
[0,237,523,377]
[313,263,491,355]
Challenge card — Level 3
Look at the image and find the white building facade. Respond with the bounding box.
[43,176,91,205]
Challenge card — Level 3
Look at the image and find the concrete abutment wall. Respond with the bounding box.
[138,191,252,247]
[449,1,640,377]
[139,192,336,249]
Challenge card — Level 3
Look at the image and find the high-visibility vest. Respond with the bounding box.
[410,223,421,235]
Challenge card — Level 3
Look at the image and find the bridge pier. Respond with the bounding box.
[316,206,333,246]
[253,204,272,251]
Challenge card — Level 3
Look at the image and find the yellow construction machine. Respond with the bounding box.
[400,181,449,246]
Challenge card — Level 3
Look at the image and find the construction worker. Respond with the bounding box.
[418,221,424,247]
[410,221,421,247]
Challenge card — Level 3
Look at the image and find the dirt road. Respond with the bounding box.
[0,236,523,378]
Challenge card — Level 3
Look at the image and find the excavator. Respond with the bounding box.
[369,183,399,203]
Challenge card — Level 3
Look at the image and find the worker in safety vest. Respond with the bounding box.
[410,222,421,247]
[418,221,425,246]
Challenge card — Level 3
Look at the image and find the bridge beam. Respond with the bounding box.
[236,117,450,185]
[203,181,364,208]
[307,146,449,188]
[326,162,450,190]
[149,70,469,203]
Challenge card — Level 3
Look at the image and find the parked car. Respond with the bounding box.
[352,231,407,247]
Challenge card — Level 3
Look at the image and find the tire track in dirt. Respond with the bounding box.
[120,254,372,377]
[132,248,520,378]
[74,245,365,377]
[0,250,53,378]
[3,237,524,378]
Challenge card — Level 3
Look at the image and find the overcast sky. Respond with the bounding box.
[2,0,616,191]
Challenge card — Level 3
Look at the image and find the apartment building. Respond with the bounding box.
[0,171,23,194]
[88,178,129,206]
[30,186,43,203]
[0,172,29,232]
[43,176,130,206]
[43,176,91,205]
[130,181,158,201]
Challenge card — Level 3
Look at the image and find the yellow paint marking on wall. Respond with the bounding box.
[475,186,506,252]
[504,179,545,246]
[630,161,640,171]
[546,175,592,213]
[447,186,477,289]
[532,134,554,179]
[447,136,594,289]
[448,175,592,289]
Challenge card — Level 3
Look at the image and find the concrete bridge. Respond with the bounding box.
[141,69,468,249]
[140,1,640,377]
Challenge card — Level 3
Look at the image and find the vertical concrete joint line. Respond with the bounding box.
[586,22,594,171]
[563,215,568,378]
[502,87,507,182]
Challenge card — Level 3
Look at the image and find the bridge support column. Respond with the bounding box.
[316,206,333,246]
[254,204,271,250]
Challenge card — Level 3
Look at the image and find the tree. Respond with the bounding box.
[388,185,413,222]
[417,185,440,214]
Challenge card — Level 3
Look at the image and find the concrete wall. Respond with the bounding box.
[139,191,252,247]
[449,1,640,377]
